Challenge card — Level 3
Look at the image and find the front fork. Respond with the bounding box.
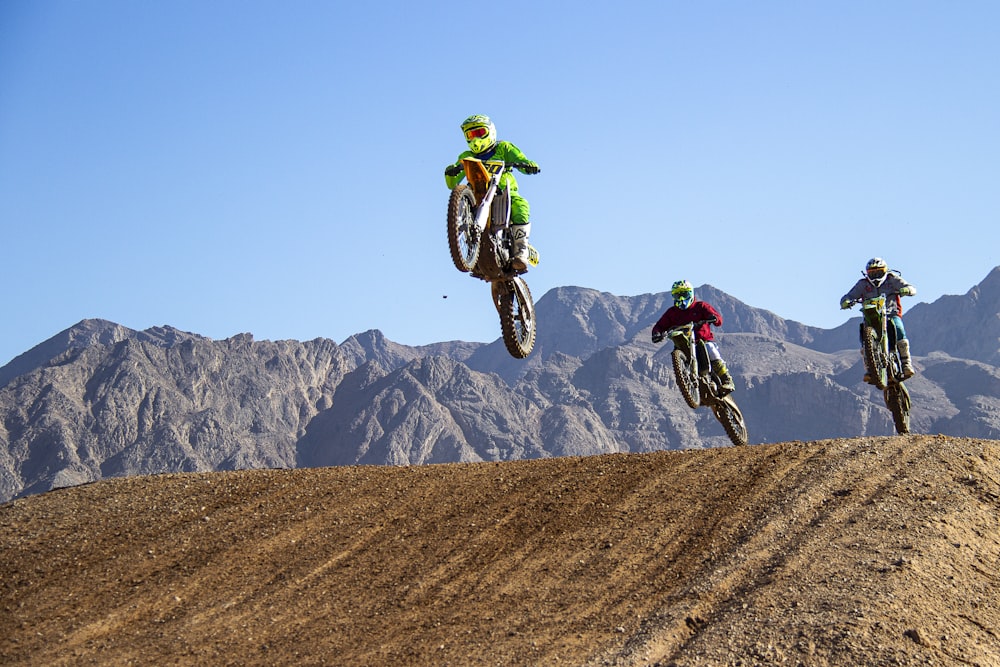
[474,181,498,236]
[860,308,896,350]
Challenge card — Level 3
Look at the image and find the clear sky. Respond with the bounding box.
[2,1,998,366]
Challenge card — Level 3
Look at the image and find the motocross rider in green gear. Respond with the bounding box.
[444,114,540,271]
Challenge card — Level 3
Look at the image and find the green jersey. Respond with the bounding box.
[444,141,538,192]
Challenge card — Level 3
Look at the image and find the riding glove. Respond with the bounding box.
[444,164,463,177]
[840,299,853,310]
[519,163,540,174]
[651,331,665,343]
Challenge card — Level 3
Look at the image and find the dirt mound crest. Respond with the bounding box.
[2,435,998,665]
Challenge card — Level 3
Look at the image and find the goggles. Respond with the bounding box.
[867,268,886,279]
[464,126,489,141]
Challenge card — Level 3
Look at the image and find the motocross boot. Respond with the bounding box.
[897,339,915,379]
[511,222,532,271]
[711,360,735,395]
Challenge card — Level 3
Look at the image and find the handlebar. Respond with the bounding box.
[456,158,538,176]
[492,162,538,176]
[652,319,718,343]
[668,319,717,331]
[842,294,904,310]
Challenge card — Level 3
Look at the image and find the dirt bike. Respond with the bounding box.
[654,320,749,447]
[447,158,539,359]
[846,295,911,434]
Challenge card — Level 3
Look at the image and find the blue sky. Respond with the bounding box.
[2,1,998,366]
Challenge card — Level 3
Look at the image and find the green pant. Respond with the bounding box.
[511,193,530,226]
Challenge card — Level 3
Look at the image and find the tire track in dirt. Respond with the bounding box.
[588,436,998,665]
[2,436,998,666]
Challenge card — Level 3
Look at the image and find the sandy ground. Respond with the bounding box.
[2,434,999,666]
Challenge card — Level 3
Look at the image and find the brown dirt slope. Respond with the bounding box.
[2,435,999,666]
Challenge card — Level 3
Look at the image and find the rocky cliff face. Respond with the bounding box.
[2,268,998,503]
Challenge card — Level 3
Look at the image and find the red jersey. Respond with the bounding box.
[652,299,723,342]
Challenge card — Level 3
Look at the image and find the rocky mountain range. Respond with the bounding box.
[2,267,998,504]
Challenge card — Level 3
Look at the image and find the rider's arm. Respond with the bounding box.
[498,142,538,171]
[444,152,474,189]
[445,167,464,189]
[894,276,917,297]
[840,281,864,307]
[702,302,723,326]
[652,308,679,334]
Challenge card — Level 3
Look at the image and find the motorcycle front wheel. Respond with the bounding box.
[447,185,481,272]
[713,397,749,447]
[671,349,700,409]
[861,325,889,390]
[884,383,911,434]
[493,277,536,359]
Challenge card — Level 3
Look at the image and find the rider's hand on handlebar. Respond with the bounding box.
[519,163,540,175]
[840,299,853,310]
[651,330,665,343]
[444,164,463,177]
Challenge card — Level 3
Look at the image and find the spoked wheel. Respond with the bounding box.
[884,383,911,434]
[447,185,481,272]
[671,349,700,409]
[713,397,749,446]
[862,325,888,390]
[493,277,536,359]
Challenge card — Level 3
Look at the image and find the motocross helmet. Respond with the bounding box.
[461,114,497,155]
[866,257,888,286]
[671,279,694,309]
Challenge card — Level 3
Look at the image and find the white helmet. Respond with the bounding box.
[865,257,888,286]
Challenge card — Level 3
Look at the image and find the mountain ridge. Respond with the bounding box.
[1,268,998,503]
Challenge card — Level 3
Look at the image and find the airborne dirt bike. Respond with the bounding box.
[846,294,912,434]
[654,320,749,447]
[447,158,539,359]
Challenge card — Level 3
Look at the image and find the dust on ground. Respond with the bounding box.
[2,434,999,666]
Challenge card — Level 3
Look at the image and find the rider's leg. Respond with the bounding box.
[510,195,532,270]
[704,341,735,394]
[891,316,915,379]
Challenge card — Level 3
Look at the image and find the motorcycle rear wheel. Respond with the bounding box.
[494,277,536,359]
[447,185,481,272]
[884,383,911,434]
[713,397,749,447]
[671,350,700,409]
[861,325,888,390]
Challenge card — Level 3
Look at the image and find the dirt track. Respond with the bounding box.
[2,434,999,666]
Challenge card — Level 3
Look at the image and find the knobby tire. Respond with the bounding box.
[862,325,888,390]
[497,278,536,359]
[714,397,749,447]
[884,384,911,434]
[447,185,480,272]
[671,349,700,409]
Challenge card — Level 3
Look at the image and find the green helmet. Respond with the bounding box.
[671,280,694,309]
[461,114,496,155]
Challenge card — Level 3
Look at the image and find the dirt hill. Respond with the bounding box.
[2,435,998,666]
